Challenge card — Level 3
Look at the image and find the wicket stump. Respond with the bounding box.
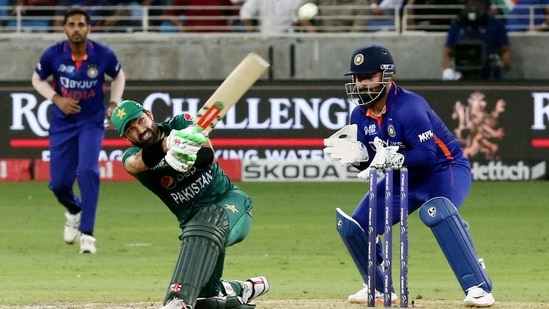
[367,167,409,308]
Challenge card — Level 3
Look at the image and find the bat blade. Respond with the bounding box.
[194,53,270,134]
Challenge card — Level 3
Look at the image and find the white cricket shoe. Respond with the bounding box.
[241,276,270,303]
[347,284,398,305]
[464,287,495,307]
[64,211,81,244]
[160,297,191,309]
[79,234,97,254]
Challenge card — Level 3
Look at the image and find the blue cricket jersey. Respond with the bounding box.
[35,39,122,132]
[351,83,469,183]
[350,83,472,229]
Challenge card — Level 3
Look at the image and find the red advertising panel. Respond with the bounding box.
[34,160,136,182]
[0,159,32,181]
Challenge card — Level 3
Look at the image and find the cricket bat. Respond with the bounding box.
[193,53,270,134]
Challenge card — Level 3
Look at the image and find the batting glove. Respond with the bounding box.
[165,143,201,172]
[166,126,207,150]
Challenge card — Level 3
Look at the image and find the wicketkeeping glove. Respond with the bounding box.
[323,124,369,166]
[166,126,207,151]
[357,137,404,181]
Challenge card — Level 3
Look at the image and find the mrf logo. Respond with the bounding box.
[418,130,433,142]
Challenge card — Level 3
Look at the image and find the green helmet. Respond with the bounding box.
[111,100,145,136]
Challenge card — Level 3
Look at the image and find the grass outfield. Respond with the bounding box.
[0,181,548,308]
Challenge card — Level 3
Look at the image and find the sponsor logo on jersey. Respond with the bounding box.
[365,124,376,135]
[170,171,214,204]
[60,77,98,89]
[58,64,75,73]
[418,130,433,142]
[160,175,176,189]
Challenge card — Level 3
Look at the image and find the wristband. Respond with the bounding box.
[142,138,166,168]
[194,147,214,168]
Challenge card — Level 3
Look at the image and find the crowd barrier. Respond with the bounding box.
[1,4,548,33]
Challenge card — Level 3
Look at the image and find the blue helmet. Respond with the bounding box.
[344,45,396,106]
[345,44,396,76]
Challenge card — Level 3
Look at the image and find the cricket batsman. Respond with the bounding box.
[111,100,269,309]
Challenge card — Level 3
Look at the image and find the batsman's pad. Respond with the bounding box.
[336,208,385,292]
[419,197,492,293]
[164,205,229,307]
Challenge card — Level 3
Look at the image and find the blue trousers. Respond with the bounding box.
[352,163,472,236]
[49,121,104,234]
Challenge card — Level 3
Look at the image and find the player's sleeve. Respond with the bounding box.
[103,47,123,79]
[34,47,55,80]
[398,100,437,168]
[349,105,362,125]
[165,114,194,131]
[121,146,141,167]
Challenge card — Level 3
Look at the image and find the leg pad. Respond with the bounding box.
[336,208,384,292]
[419,197,492,293]
[164,205,229,306]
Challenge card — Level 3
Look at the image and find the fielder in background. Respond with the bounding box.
[111,100,269,309]
[31,8,126,254]
[324,44,495,307]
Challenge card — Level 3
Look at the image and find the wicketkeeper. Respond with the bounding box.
[111,100,269,309]
[325,45,495,307]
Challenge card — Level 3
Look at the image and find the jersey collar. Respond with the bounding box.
[62,40,96,61]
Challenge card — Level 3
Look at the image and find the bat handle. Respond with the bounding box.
[193,124,210,137]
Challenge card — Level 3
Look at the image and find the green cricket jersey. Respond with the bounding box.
[121,114,237,227]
